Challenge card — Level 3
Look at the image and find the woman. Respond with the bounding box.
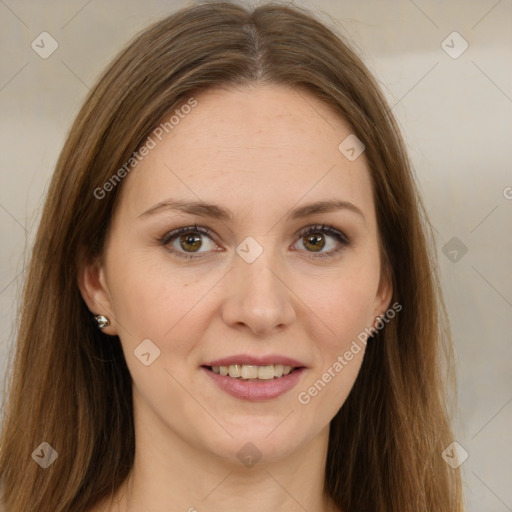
[0,2,464,511]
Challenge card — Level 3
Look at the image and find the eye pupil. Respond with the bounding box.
[180,233,202,252]
[304,233,325,252]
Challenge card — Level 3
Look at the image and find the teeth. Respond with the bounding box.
[257,365,274,380]
[228,364,241,378]
[241,365,258,379]
[210,364,295,379]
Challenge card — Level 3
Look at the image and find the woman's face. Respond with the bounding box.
[81,84,392,464]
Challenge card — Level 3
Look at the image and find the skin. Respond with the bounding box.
[79,83,392,512]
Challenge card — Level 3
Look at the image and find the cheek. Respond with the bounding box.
[296,274,373,421]
[106,250,220,349]
[105,254,215,410]
[301,258,380,349]
[293,252,379,414]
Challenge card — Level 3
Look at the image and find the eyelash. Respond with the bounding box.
[158,223,350,260]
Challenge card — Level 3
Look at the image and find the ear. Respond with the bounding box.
[373,261,394,319]
[77,256,118,336]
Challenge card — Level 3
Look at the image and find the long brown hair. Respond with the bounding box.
[0,2,463,510]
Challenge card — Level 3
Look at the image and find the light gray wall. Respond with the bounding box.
[1,1,511,510]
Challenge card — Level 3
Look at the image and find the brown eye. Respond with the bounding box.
[295,224,350,259]
[179,233,203,252]
[160,225,217,259]
[303,233,326,252]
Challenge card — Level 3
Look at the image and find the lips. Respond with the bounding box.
[201,354,307,401]
[202,354,306,368]
[202,365,306,401]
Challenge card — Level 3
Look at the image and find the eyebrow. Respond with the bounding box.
[138,198,366,224]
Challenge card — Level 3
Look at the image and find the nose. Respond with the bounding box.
[220,247,296,336]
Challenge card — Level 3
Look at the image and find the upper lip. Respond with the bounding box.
[203,354,307,368]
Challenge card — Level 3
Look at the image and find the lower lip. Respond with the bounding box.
[201,366,306,402]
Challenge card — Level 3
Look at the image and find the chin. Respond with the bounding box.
[201,424,307,465]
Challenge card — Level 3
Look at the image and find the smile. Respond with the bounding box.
[208,363,295,380]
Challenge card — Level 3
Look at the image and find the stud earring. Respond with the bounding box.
[371,315,383,333]
[94,314,110,329]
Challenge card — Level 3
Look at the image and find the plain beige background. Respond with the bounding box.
[0,0,511,510]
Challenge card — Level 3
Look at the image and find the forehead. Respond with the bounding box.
[117,84,376,227]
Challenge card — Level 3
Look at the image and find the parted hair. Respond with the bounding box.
[0,2,463,511]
